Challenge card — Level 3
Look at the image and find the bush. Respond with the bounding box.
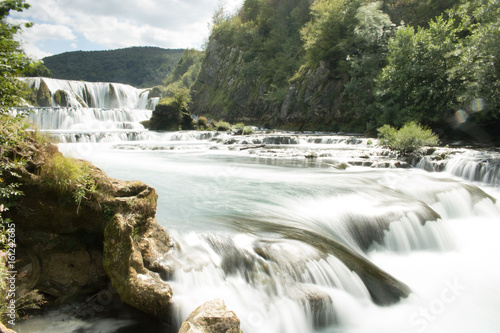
[214,121,232,131]
[377,122,439,152]
[197,116,208,129]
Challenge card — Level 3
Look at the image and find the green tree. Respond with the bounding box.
[374,15,460,126]
[301,0,361,67]
[0,0,33,111]
[447,0,500,122]
[343,2,395,130]
[21,62,52,77]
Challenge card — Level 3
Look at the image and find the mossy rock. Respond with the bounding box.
[54,89,69,107]
[36,79,52,107]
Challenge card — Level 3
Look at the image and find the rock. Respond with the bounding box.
[36,79,52,107]
[7,136,174,319]
[0,322,16,333]
[178,299,241,333]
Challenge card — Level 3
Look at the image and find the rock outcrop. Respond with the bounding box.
[6,136,174,319]
[191,39,277,125]
[191,36,348,130]
[178,299,241,333]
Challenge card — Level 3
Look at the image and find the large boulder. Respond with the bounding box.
[178,299,241,333]
[6,136,174,318]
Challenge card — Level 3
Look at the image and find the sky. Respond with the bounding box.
[9,0,244,60]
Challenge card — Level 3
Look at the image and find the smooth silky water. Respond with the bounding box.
[14,85,500,333]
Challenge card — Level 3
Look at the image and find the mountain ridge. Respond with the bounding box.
[42,46,185,88]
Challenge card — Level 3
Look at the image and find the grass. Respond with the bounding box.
[39,154,97,213]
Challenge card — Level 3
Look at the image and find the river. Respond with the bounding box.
[14,80,500,333]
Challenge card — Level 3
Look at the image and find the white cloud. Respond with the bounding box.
[10,0,245,55]
[22,23,77,42]
[21,43,53,60]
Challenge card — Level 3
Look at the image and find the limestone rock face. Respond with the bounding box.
[178,299,241,333]
[8,137,174,318]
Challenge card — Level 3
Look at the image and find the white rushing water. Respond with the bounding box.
[16,90,500,333]
[23,77,153,109]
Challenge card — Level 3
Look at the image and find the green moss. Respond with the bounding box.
[36,79,52,107]
[54,89,68,107]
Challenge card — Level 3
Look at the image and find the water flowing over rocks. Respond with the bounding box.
[23,77,155,110]
[10,97,500,333]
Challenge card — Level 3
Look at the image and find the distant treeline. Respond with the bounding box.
[42,47,185,88]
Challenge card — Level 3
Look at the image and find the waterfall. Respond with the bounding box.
[416,150,500,187]
[23,77,154,110]
[24,107,152,130]
[445,151,500,186]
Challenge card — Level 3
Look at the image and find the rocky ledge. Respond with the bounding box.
[5,137,174,321]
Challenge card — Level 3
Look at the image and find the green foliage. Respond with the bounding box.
[301,0,361,67]
[374,0,500,127]
[42,47,185,88]
[233,122,254,135]
[21,62,52,78]
[214,121,232,131]
[198,0,500,133]
[206,0,311,111]
[377,122,439,152]
[0,0,34,110]
[446,0,500,121]
[197,116,209,129]
[374,16,460,126]
[344,2,395,125]
[149,87,193,131]
[1,113,48,323]
[40,154,96,212]
[383,0,461,27]
[162,49,204,98]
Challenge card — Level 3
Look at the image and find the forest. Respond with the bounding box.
[184,0,500,140]
[42,47,185,88]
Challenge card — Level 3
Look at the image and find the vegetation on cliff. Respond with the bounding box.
[187,0,500,140]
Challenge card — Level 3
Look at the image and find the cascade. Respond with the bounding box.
[15,86,500,333]
[416,150,500,187]
[23,77,154,109]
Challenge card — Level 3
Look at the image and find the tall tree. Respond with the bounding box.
[0,0,33,112]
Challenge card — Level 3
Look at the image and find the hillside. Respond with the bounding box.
[42,47,185,88]
[189,0,500,140]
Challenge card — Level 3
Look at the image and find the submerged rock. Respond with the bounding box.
[178,299,241,333]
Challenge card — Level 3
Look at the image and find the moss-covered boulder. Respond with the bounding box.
[53,89,69,107]
[36,79,52,107]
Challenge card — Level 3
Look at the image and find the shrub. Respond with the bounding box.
[214,121,232,131]
[197,116,208,129]
[242,126,254,135]
[377,122,439,152]
[232,123,253,135]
